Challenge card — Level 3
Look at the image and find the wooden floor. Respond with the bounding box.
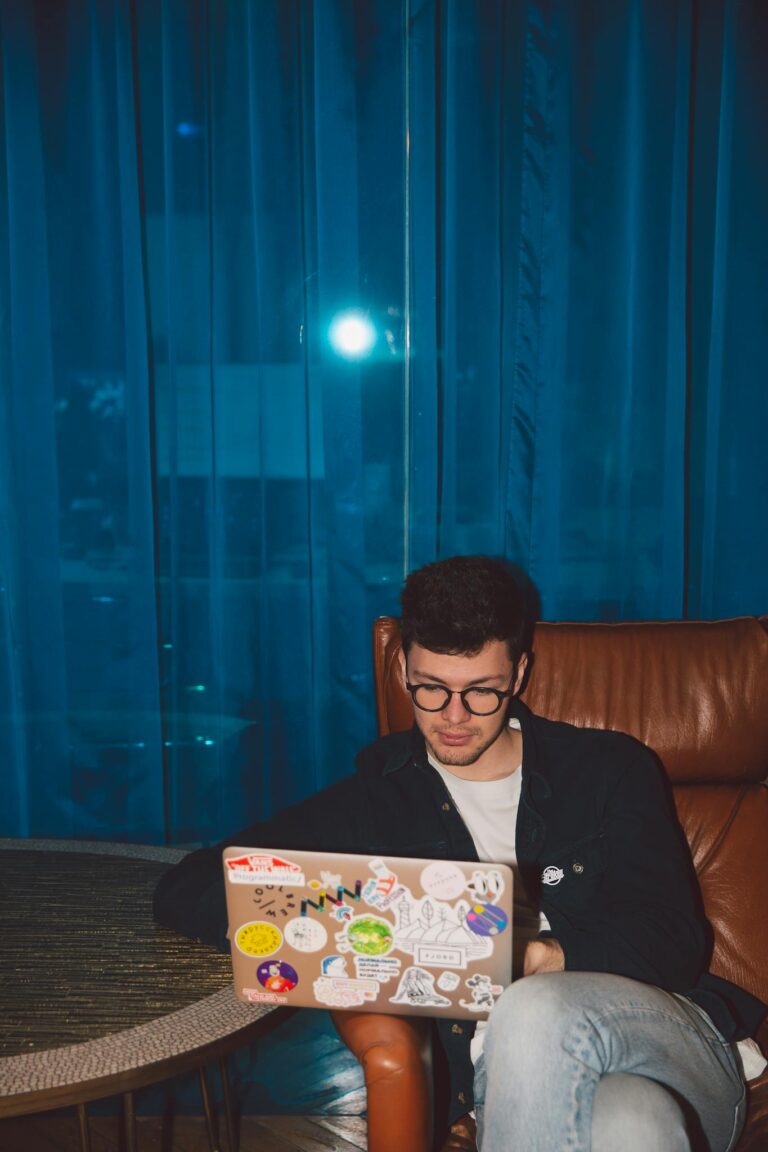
[0,1113,367,1152]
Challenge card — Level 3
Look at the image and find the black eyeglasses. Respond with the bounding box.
[405,680,514,716]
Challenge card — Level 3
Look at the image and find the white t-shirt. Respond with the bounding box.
[428,719,548,1063]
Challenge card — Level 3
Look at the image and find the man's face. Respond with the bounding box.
[399,639,527,771]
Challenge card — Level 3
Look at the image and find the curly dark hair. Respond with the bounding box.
[400,555,530,663]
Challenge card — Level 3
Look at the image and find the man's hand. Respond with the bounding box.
[523,937,565,976]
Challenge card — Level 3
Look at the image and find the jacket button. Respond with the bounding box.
[442,802,451,812]
[572,862,584,874]
[458,1091,467,1104]
[451,1023,463,1034]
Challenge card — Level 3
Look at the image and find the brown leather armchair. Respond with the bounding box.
[333,616,768,1152]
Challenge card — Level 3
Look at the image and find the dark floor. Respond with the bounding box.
[0,1113,368,1152]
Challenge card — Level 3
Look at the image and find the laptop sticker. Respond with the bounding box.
[466,903,509,937]
[337,915,395,956]
[226,853,305,885]
[251,886,297,919]
[242,987,291,1006]
[437,971,461,992]
[257,960,298,993]
[389,966,452,1008]
[420,861,468,900]
[460,973,504,1012]
[284,917,328,952]
[354,955,401,982]
[313,975,380,1008]
[467,868,506,902]
[235,921,283,958]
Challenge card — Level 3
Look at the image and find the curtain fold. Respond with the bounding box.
[0,0,766,843]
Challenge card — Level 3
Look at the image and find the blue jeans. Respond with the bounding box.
[473,972,746,1151]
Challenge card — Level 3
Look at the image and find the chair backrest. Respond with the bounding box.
[373,616,768,1043]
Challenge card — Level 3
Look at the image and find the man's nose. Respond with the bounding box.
[443,691,471,723]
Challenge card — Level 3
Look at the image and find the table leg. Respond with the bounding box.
[77,1103,91,1152]
[199,1065,221,1152]
[220,1057,237,1152]
[123,1090,137,1152]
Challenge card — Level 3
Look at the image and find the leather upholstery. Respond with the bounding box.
[344,616,768,1151]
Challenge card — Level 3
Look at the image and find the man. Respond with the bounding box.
[154,556,764,1150]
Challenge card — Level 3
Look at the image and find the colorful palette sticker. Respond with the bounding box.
[284,916,328,952]
[235,921,283,958]
[466,903,509,937]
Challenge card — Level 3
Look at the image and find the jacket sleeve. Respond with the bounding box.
[549,745,709,991]
[153,775,363,951]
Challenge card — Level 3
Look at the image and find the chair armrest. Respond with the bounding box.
[330,1010,433,1152]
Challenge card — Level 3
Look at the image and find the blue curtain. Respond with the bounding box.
[1,0,766,844]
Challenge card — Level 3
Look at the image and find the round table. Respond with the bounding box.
[0,839,289,1151]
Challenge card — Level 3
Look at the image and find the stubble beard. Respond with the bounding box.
[425,718,508,768]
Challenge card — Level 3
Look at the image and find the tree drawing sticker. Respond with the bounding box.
[234,921,283,958]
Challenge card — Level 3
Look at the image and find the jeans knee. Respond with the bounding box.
[592,1074,689,1152]
[491,972,575,1030]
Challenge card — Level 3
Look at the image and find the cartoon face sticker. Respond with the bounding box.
[257,960,298,994]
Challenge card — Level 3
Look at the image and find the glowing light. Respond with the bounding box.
[328,310,376,359]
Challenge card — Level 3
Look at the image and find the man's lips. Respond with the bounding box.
[435,729,475,746]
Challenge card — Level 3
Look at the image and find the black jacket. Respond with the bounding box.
[154,699,765,1125]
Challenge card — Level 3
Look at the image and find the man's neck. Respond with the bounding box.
[429,723,522,783]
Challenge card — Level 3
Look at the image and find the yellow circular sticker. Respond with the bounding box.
[235,921,283,958]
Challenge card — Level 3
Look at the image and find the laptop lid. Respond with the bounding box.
[222,847,513,1019]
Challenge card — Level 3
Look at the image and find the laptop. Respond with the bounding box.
[222,846,513,1019]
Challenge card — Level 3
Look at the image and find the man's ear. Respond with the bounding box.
[513,652,528,695]
[398,646,407,679]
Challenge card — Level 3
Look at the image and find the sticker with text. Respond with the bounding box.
[420,861,467,901]
[243,988,289,1005]
[313,976,380,1008]
[353,955,402,983]
[234,921,283,958]
[226,853,305,885]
